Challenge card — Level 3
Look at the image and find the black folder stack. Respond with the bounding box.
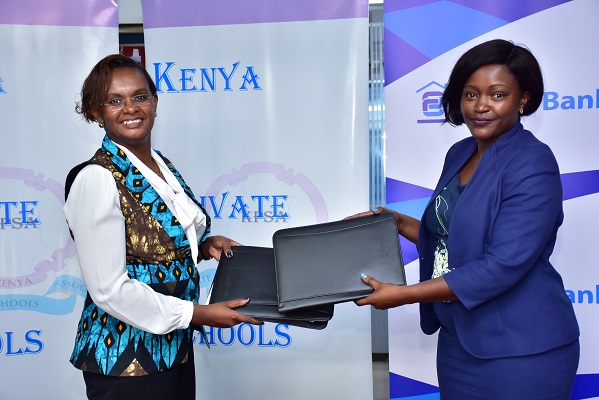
[208,212,406,329]
[208,246,333,329]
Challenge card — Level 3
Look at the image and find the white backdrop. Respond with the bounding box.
[384,0,599,399]
[141,0,372,399]
[0,1,119,399]
[1,1,373,399]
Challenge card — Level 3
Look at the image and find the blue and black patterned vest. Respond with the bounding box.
[67,135,211,377]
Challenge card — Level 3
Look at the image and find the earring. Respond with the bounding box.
[519,108,524,115]
[154,112,157,118]
[98,121,104,128]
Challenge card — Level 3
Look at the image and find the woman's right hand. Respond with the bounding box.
[344,206,420,244]
[343,206,386,220]
[191,299,263,328]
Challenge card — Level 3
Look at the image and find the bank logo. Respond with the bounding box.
[543,88,599,111]
[416,81,445,124]
[417,80,599,118]
[154,61,262,93]
[566,284,599,304]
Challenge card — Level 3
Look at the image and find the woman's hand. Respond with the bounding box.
[355,274,458,309]
[354,274,407,309]
[192,299,263,328]
[200,235,242,261]
[344,206,420,245]
[343,206,386,221]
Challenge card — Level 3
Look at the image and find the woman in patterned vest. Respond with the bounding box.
[64,54,262,400]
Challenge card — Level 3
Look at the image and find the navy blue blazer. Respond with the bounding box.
[418,122,579,359]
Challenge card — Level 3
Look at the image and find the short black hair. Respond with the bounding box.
[442,39,544,126]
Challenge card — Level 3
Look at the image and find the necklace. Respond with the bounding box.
[151,159,166,181]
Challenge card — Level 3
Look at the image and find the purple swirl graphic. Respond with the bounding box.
[0,168,76,288]
[205,162,328,223]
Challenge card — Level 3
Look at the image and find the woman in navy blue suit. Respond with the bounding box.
[352,39,580,399]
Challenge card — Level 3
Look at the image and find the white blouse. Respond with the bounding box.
[63,147,207,334]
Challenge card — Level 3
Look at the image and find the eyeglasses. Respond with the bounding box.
[103,94,154,111]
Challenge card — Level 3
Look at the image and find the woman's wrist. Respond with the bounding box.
[198,240,212,261]
[191,304,206,326]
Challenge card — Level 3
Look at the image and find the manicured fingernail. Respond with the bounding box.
[361,273,367,279]
[244,297,250,300]
[226,251,233,258]
[371,207,379,214]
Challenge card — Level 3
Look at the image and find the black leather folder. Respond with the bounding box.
[273,212,406,312]
[208,246,333,329]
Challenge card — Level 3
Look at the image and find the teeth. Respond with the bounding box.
[122,119,141,125]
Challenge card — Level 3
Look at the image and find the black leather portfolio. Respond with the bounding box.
[273,212,406,312]
[208,246,333,329]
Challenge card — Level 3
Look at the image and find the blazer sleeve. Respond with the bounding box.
[443,142,564,310]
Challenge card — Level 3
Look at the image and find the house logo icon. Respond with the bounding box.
[416,81,446,124]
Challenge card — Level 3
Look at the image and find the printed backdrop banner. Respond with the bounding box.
[141,0,371,399]
[0,1,119,399]
[383,0,599,399]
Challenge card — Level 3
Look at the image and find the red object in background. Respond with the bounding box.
[120,46,145,68]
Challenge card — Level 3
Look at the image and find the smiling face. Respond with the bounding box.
[97,67,158,150]
[460,64,530,150]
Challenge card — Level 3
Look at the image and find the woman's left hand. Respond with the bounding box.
[354,274,407,309]
[355,274,458,308]
[200,235,242,261]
